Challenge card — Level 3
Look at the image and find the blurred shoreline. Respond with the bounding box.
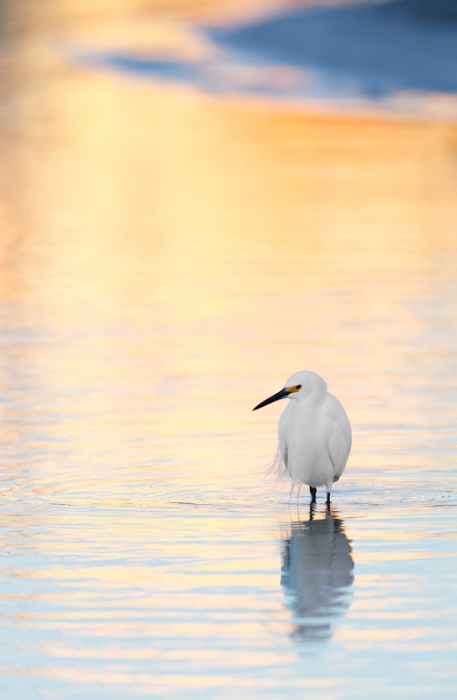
[61,0,457,121]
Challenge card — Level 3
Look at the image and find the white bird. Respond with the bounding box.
[253,371,351,504]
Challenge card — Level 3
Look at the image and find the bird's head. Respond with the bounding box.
[252,371,327,411]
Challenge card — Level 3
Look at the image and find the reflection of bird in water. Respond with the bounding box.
[253,371,351,504]
[280,507,354,645]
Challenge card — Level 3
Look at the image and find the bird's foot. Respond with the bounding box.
[326,492,331,507]
[309,486,317,503]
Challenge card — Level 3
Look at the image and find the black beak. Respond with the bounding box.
[252,387,290,411]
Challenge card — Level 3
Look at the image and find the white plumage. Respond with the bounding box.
[253,371,351,504]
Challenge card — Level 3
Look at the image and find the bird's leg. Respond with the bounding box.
[325,480,333,508]
[309,486,317,503]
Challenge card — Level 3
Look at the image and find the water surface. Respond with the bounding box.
[0,2,457,697]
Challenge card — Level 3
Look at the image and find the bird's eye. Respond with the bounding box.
[296,385,302,390]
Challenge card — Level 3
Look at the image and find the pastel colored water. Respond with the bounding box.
[1,2,457,698]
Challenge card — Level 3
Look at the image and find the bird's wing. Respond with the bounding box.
[325,395,352,480]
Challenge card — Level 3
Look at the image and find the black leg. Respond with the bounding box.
[309,486,317,503]
[326,492,331,506]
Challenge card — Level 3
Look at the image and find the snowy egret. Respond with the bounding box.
[253,371,351,504]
